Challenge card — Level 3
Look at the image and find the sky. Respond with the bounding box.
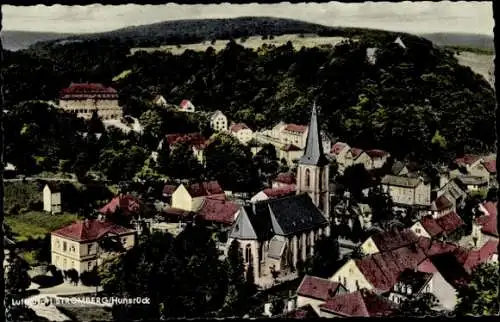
[2,2,493,36]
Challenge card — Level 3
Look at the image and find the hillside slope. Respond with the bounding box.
[2,31,75,51]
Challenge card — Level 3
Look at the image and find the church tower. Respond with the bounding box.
[296,103,331,218]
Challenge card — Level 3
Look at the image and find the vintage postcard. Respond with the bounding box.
[1,2,497,321]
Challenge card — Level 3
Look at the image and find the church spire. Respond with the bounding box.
[299,102,329,166]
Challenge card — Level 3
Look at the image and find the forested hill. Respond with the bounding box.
[26,17,417,50]
[3,23,495,167]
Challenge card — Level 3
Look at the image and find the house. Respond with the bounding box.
[296,275,347,314]
[320,132,332,154]
[471,201,498,248]
[58,83,122,120]
[271,172,296,189]
[331,239,460,310]
[278,144,303,166]
[365,149,390,169]
[4,163,17,179]
[344,148,371,170]
[436,179,467,210]
[318,289,397,317]
[51,218,135,273]
[162,132,208,164]
[229,123,253,144]
[366,47,379,65]
[410,212,465,240]
[430,194,455,218]
[281,124,308,148]
[387,270,433,305]
[380,174,431,209]
[228,103,331,289]
[43,183,62,214]
[483,158,497,187]
[179,99,195,112]
[209,110,228,132]
[195,197,240,227]
[152,94,167,107]
[171,181,225,212]
[99,194,141,218]
[250,186,296,203]
[330,142,351,170]
[455,175,488,192]
[394,36,407,49]
[360,228,420,256]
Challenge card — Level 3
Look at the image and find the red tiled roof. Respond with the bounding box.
[60,83,118,99]
[162,184,177,196]
[281,144,302,151]
[283,305,319,319]
[229,123,250,133]
[284,123,308,133]
[435,212,464,235]
[350,148,364,159]
[481,201,497,217]
[165,132,207,149]
[420,216,444,237]
[99,194,141,216]
[365,149,388,159]
[455,154,482,166]
[297,275,343,301]
[416,237,458,257]
[196,197,240,226]
[52,219,134,242]
[180,99,193,109]
[483,159,496,174]
[319,290,396,317]
[416,258,438,273]
[331,142,348,155]
[273,172,296,185]
[263,187,296,199]
[163,207,192,217]
[463,240,499,273]
[186,181,225,198]
[355,257,394,292]
[434,195,453,211]
[476,201,497,237]
[370,228,420,252]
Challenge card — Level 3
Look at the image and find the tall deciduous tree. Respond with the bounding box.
[455,263,499,316]
[221,240,247,316]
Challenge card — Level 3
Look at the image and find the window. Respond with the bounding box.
[88,261,92,270]
[343,277,346,286]
[63,241,67,252]
[338,276,341,282]
[305,169,311,188]
[71,261,75,268]
[245,244,252,264]
[355,280,360,290]
[122,237,127,245]
[401,285,406,293]
[87,244,93,255]
[415,228,421,234]
[407,286,412,295]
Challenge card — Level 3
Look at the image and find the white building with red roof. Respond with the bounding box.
[318,289,397,317]
[228,122,253,144]
[410,212,465,240]
[51,219,135,273]
[271,172,296,189]
[171,180,225,212]
[296,275,347,314]
[179,99,195,112]
[471,201,498,248]
[250,186,296,203]
[343,147,390,171]
[59,83,122,120]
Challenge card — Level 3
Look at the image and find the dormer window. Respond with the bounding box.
[407,286,412,295]
[401,285,406,294]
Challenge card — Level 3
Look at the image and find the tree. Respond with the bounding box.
[139,109,164,139]
[393,293,441,317]
[168,141,203,180]
[366,186,394,229]
[270,297,285,316]
[245,262,257,297]
[156,140,171,174]
[455,263,499,316]
[5,250,31,295]
[220,240,247,316]
[340,164,372,199]
[304,235,340,278]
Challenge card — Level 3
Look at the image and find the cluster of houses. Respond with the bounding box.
[44,99,497,317]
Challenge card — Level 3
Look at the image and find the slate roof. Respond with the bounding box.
[391,161,406,175]
[381,175,421,188]
[319,289,396,317]
[297,275,345,301]
[268,235,287,259]
[370,228,420,252]
[299,103,329,166]
[52,219,134,242]
[229,194,327,240]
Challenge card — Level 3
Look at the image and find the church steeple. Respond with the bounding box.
[296,102,331,219]
[299,102,329,166]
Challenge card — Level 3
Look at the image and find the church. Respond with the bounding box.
[227,103,331,288]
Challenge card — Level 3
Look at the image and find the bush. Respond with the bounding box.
[80,269,101,287]
[31,274,63,288]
